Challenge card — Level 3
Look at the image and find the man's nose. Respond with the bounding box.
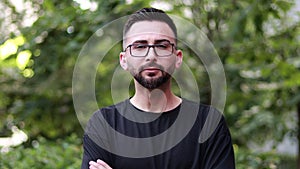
[145,47,157,61]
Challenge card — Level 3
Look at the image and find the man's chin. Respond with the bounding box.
[134,74,171,90]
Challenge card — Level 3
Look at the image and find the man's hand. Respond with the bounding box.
[89,159,112,169]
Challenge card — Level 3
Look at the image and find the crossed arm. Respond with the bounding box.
[89,159,112,169]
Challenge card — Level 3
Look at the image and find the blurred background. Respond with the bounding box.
[0,0,299,168]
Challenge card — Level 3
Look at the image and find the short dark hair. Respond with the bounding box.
[123,7,177,40]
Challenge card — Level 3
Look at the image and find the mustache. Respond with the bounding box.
[138,62,164,72]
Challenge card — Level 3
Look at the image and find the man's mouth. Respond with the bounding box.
[144,67,160,71]
[142,67,161,77]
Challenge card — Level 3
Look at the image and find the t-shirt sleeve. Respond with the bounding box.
[81,110,114,169]
[200,114,235,169]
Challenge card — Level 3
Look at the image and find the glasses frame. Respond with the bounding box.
[124,41,176,57]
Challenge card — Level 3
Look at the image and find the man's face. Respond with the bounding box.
[120,21,182,89]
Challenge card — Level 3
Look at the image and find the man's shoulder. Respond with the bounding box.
[92,99,129,117]
[182,98,217,113]
[182,98,224,124]
[86,100,129,130]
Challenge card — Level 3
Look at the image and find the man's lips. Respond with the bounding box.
[143,67,161,72]
[144,67,160,71]
[142,67,161,76]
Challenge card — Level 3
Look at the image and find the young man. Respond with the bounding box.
[82,7,235,169]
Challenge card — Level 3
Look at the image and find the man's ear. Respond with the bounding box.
[175,49,183,68]
[119,52,128,70]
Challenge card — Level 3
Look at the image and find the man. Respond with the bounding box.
[82,7,235,169]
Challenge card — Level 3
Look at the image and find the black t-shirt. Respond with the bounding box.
[81,99,235,169]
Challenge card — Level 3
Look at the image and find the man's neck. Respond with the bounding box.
[130,80,182,113]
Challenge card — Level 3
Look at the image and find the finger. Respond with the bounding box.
[89,161,103,169]
[90,165,105,169]
[89,165,98,169]
[89,161,98,166]
[96,159,112,169]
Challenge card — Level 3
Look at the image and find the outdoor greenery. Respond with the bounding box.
[0,0,299,168]
[0,134,82,169]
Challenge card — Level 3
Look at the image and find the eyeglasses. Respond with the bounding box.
[124,41,176,57]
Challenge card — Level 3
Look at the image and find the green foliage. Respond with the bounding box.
[0,0,151,139]
[0,136,296,169]
[0,134,82,169]
[234,146,297,169]
[184,0,300,146]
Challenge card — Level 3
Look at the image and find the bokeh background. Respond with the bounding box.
[0,0,299,168]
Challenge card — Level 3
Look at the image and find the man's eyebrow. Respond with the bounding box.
[132,40,148,44]
[154,39,171,44]
[131,39,172,44]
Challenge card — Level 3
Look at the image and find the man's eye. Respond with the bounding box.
[133,44,147,49]
[156,44,169,49]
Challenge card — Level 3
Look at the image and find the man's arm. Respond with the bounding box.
[81,109,115,169]
[81,134,114,169]
[200,114,235,169]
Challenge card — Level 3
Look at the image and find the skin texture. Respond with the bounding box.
[89,20,183,169]
[120,21,183,113]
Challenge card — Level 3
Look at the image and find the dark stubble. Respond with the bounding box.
[133,62,171,90]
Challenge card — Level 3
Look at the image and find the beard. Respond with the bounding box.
[134,71,171,90]
[132,62,173,90]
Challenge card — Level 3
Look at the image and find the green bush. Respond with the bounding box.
[0,134,83,169]
[278,154,297,169]
[0,134,297,169]
[235,146,297,169]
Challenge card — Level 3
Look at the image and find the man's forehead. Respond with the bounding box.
[125,21,175,37]
[123,21,176,47]
[124,32,175,42]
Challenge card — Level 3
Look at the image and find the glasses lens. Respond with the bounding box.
[129,42,174,57]
[155,42,173,56]
[130,44,148,57]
